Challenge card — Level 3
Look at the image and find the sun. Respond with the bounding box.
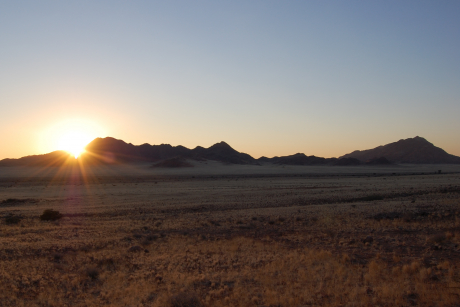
[56,130,92,159]
[41,118,105,159]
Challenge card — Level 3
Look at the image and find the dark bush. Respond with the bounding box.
[169,292,203,307]
[40,209,63,221]
[128,245,143,252]
[53,253,64,262]
[86,267,99,280]
[5,214,22,224]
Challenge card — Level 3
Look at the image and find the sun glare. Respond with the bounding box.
[41,118,105,159]
[57,131,92,159]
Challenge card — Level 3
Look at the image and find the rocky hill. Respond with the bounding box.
[340,136,460,164]
[258,153,333,165]
[0,151,75,167]
[84,137,259,165]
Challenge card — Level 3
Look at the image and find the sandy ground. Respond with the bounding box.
[1,163,460,306]
[2,160,460,178]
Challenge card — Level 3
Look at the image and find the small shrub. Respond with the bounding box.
[53,253,63,262]
[128,245,143,252]
[169,292,203,307]
[5,215,22,224]
[40,209,63,221]
[86,267,99,280]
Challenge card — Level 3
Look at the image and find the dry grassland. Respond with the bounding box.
[1,164,460,306]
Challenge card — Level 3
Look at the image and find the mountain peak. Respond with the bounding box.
[398,136,429,144]
[341,136,460,164]
[85,137,129,150]
[209,141,233,149]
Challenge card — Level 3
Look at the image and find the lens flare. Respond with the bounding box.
[40,118,104,158]
[56,130,91,158]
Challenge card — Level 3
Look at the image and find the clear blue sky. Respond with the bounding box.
[1,1,459,159]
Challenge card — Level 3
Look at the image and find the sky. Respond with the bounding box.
[1,1,459,160]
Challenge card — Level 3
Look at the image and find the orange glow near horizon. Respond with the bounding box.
[40,118,105,158]
[56,130,91,159]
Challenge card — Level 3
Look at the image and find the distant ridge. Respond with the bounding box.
[191,141,256,164]
[1,136,459,167]
[340,136,460,164]
[258,153,332,165]
[0,151,74,167]
[84,137,259,165]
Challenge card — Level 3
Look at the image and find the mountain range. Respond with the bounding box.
[340,136,460,164]
[1,136,459,167]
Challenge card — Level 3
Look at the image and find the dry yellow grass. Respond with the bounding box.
[1,236,459,306]
[1,164,460,306]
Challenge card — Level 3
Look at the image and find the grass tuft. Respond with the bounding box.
[39,209,63,221]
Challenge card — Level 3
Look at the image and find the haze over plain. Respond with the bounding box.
[1,1,459,160]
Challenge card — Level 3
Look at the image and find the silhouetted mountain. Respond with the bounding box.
[258,153,334,165]
[85,137,191,163]
[84,137,259,165]
[191,141,257,164]
[257,156,271,163]
[0,137,259,166]
[2,136,459,167]
[341,136,460,164]
[0,151,75,167]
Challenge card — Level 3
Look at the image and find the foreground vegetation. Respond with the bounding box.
[1,234,460,307]
[1,167,460,306]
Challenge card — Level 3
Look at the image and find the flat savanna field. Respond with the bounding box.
[1,162,460,306]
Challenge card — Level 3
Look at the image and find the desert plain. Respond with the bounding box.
[1,162,460,306]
